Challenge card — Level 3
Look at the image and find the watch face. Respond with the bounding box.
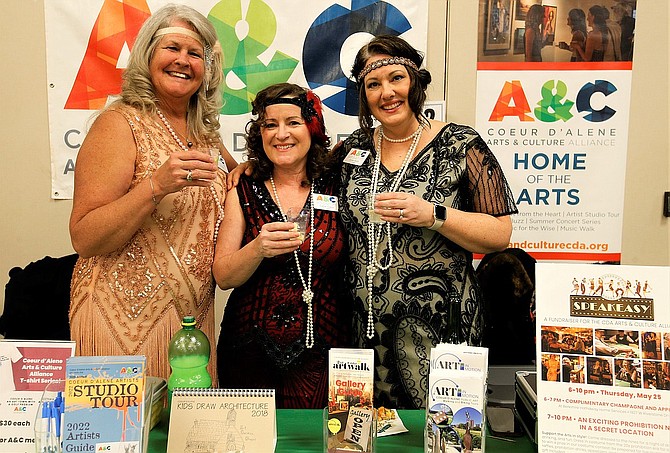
[435,205,447,221]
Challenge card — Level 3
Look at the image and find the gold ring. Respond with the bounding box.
[399,209,404,219]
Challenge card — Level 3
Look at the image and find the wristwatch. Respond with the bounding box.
[429,204,447,230]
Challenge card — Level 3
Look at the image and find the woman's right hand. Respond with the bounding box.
[254,221,302,258]
[151,149,217,203]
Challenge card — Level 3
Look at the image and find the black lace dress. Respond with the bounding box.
[339,124,517,409]
[217,175,351,408]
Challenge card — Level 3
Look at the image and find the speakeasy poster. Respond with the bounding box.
[475,0,637,262]
[44,0,428,199]
[535,263,670,453]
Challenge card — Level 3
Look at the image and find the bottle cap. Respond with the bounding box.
[182,316,196,327]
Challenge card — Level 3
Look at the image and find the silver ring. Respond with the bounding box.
[186,170,193,182]
[399,209,404,219]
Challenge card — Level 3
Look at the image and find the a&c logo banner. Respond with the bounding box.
[44,0,427,199]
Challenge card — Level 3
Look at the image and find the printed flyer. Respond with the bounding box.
[535,263,670,453]
[0,340,75,453]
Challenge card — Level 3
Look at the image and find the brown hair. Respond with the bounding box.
[351,35,431,138]
[245,83,333,184]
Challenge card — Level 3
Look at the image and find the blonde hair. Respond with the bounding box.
[115,4,224,143]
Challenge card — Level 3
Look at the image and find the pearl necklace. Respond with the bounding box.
[156,108,224,244]
[365,124,423,339]
[156,109,193,148]
[381,125,422,143]
[270,176,316,349]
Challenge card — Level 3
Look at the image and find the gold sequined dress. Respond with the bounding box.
[69,104,225,381]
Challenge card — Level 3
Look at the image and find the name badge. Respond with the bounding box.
[343,148,370,166]
[312,193,339,211]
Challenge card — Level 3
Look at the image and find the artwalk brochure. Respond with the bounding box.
[536,263,670,453]
[326,348,375,453]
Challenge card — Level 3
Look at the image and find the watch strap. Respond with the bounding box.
[429,204,447,230]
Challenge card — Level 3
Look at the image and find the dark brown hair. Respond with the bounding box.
[351,35,432,138]
[245,83,332,184]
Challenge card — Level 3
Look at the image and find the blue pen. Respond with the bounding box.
[54,392,64,450]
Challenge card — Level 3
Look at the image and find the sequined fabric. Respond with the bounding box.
[217,175,352,408]
[339,124,517,409]
[69,105,225,381]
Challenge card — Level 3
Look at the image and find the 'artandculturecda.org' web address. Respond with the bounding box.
[509,240,609,252]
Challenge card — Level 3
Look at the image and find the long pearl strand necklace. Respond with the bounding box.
[156,108,224,244]
[157,109,193,148]
[270,176,316,348]
[365,124,422,339]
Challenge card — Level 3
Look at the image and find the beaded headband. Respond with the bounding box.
[356,56,419,83]
[262,94,318,123]
[154,26,204,46]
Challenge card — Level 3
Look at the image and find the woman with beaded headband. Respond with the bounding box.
[213,83,352,408]
[69,4,237,381]
[338,35,517,408]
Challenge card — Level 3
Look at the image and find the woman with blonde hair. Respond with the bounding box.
[69,4,237,380]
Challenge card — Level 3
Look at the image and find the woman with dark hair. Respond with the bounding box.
[524,4,545,62]
[574,5,609,62]
[339,35,517,408]
[213,83,351,408]
[559,8,587,62]
[69,4,237,380]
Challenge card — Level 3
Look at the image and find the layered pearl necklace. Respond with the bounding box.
[157,109,193,149]
[270,176,316,348]
[156,108,224,244]
[365,124,422,339]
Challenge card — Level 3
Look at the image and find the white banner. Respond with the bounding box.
[535,263,670,453]
[44,0,428,199]
[475,0,637,262]
[476,68,631,262]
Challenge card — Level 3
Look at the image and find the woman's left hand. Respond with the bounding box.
[373,192,433,228]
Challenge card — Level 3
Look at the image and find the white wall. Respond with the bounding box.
[1,0,668,325]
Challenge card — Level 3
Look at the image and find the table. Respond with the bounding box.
[148,409,535,452]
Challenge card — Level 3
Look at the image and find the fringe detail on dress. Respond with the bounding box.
[73,303,218,385]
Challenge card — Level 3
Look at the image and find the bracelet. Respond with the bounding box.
[149,176,159,206]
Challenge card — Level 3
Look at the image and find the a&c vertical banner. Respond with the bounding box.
[475,0,637,262]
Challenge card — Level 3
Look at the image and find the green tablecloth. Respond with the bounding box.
[148,409,535,452]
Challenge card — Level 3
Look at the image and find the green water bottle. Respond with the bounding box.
[167,316,212,408]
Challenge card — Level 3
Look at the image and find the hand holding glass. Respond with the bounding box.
[286,208,309,243]
[366,193,384,223]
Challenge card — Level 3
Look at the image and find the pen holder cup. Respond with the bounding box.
[323,406,376,453]
[34,379,65,453]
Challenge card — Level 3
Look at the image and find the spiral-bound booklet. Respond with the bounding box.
[166,388,276,453]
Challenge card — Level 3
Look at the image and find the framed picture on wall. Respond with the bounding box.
[543,5,557,46]
[515,0,541,21]
[485,0,513,51]
[513,28,526,54]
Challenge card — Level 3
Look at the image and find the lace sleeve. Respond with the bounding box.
[460,134,518,216]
